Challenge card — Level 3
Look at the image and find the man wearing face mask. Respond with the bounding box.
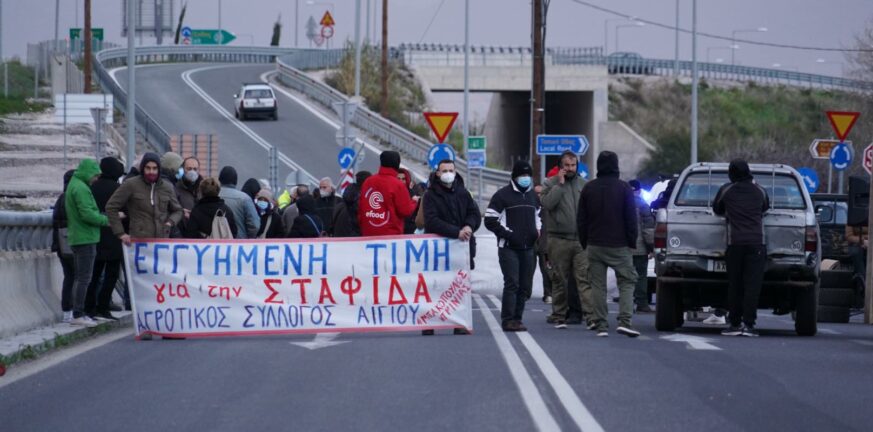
[254,189,285,239]
[175,157,202,213]
[541,151,594,330]
[485,160,542,332]
[314,177,342,235]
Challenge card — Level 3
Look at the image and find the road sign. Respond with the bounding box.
[423,112,458,143]
[535,135,589,155]
[578,161,589,179]
[70,28,104,41]
[320,10,336,27]
[830,142,853,171]
[797,167,819,193]
[809,139,851,159]
[181,26,192,38]
[864,144,873,175]
[321,25,335,39]
[428,144,456,170]
[826,111,860,141]
[468,150,486,169]
[189,29,236,45]
[467,136,486,151]
[338,148,356,169]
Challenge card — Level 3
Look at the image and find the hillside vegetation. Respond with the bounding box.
[610,77,873,182]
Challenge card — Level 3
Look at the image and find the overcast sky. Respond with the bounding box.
[3,0,871,77]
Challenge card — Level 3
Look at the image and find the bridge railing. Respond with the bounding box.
[0,211,53,252]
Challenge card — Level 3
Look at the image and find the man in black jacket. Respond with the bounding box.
[485,160,541,332]
[577,151,640,338]
[713,159,770,337]
[86,157,125,321]
[423,160,482,335]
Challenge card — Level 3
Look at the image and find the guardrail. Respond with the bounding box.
[0,211,53,252]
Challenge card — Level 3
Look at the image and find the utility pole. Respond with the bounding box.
[83,0,92,93]
[54,0,60,52]
[674,0,680,76]
[354,0,361,97]
[127,0,136,172]
[690,0,698,164]
[155,0,163,45]
[463,0,470,181]
[530,0,545,180]
[380,0,388,117]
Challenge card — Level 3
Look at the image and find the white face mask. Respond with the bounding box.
[440,172,456,185]
[184,170,198,183]
[320,187,332,197]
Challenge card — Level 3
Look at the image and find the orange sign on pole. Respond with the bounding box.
[423,112,459,143]
[320,10,336,27]
[826,111,860,141]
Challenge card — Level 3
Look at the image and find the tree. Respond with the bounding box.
[271,15,282,47]
[847,19,873,81]
[174,2,188,45]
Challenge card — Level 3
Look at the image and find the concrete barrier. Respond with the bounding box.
[0,251,63,339]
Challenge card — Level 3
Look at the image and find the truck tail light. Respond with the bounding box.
[654,222,668,249]
[805,226,817,252]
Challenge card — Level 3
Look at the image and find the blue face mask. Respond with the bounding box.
[175,167,184,180]
[516,176,532,189]
[257,200,270,211]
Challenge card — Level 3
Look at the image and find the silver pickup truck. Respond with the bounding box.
[653,163,820,336]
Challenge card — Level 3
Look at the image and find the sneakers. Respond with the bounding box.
[543,296,553,304]
[62,310,73,323]
[635,305,654,313]
[554,321,568,329]
[90,314,112,323]
[703,314,727,325]
[616,325,641,338]
[69,316,99,327]
[96,311,119,321]
[596,330,609,337]
[721,325,743,336]
[740,325,759,337]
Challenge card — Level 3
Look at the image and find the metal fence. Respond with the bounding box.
[0,211,53,252]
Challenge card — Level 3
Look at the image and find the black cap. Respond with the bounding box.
[219,166,238,186]
[511,160,533,178]
[380,151,401,170]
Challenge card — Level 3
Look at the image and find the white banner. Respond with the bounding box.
[123,235,473,338]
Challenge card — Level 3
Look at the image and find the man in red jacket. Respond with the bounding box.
[359,151,419,236]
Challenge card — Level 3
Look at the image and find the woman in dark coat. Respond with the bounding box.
[255,189,285,239]
[52,169,76,322]
[184,178,239,238]
[288,195,324,238]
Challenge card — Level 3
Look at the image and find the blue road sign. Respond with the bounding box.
[181,26,193,38]
[797,167,819,193]
[830,142,852,171]
[578,161,589,180]
[428,144,456,170]
[338,147,356,169]
[468,150,486,169]
[536,135,589,156]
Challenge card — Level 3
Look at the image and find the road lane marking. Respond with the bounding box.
[289,333,348,350]
[486,294,605,432]
[473,294,561,432]
[851,339,873,347]
[819,328,841,335]
[660,334,722,351]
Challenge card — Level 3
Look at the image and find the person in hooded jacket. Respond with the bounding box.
[85,157,125,321]
[288,195,325,238]
[577,151,640,338]
[359,151,419,236]
[485,160,541,332]
[241,178,262,201]
[397,168,418,234]
[331,171,371,237]
[52,169,76,323]
[255,189,284,238]
[184,177,238,238]
[106,152,184,245]
[66,159,110,327]
[713,159,770,338]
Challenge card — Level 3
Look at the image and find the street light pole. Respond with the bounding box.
[295,0,299,47]
[603,18,626,56]
[463,0,469,181]
[54,0,60,52]
[691,0,698,164]
[674,0,679,76]
[615,22,644,52]
[731,27,767,65]
[354,0,361,97]
[126,0,136,172]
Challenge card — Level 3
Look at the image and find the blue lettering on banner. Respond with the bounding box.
[366,243,387,275]
[171,244,189,274]
[153,244,169,274]
[284,244,303,275]
[309,244,328,275]
[264,245,279,276]
[406,240,429,273]
[214,245,231,275]
[134,243,148,274]
[355,305,420,325]
[238,246,258,276]
[193,244,212,275]
[433,238,450,271]
[138,306,231,332]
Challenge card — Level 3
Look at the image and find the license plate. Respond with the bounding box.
[708,260,727,272]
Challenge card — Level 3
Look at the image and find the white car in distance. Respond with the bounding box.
[234,84,278,121]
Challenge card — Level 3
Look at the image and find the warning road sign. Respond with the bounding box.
[423,112,458,143]
[826,111,860,141]
[320,10,336,27]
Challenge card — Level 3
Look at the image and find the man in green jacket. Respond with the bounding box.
[65,159,110,327]
[541,151,593,329]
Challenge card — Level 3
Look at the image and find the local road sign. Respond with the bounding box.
[423,112,458,143]
[320,10,336,27]
[826,111,860,141]
[468,136,486,151]
[70,28,104,41]
[321,25,335,39]
[830,142,853,171]
[428,144,456,170]
[181,26,192,38]
[190,29,236,45]
[338,147,356,169]
[797,167,819,193]
[578,161,589,179]
[536,135,589,155]
[468,150,486,169]
[864,144,873,175]
[809,139,851,159]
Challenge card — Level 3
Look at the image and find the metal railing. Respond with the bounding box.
[0,211,53,252]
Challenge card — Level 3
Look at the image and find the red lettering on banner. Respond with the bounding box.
[154,283,166,303]
[371,276,380,304]
[208,285,243,301]
[263,279,284,304]
[413,273,431,303]
[154,283,190,304]
[291,278,312,304]
[417,270,471,325]
[388,276,408,305]
[318,278,337,304]
[341,276,362,305]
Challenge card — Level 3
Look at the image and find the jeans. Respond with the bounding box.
[57,252,75,312]
[71,244,96,318]
[498,247,536,325]
[87,259,121,315]
[726,244,766,327]
[633,255,649,308]
[547,237,592,322]
[588,245,638,330]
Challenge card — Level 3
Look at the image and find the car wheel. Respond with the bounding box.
[240,110,247,121]
[818,287,854,308]
[234,109,239,119]
[820,270,853,289]
[655,279,681,331]
[817,305,850,323]
[794,282,818,336]
[272,110,278,121]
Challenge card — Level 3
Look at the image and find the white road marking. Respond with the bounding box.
[660,334,723,351]
[289,333,349,350]
[851,339,873,347]
[486,294,605,432]
[818,328,841,335]
[473,294,561,432]
[0,328,132,389]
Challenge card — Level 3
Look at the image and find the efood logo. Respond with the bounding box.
[369,191,384,210]
[365,190,390,227]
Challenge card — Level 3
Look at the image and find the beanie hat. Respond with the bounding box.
[139,152,161,173]
[160,152,183,173]
[219,166,238,186]
[380,151,401,170]
[511,160,533,178]
[99,157,125,180]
